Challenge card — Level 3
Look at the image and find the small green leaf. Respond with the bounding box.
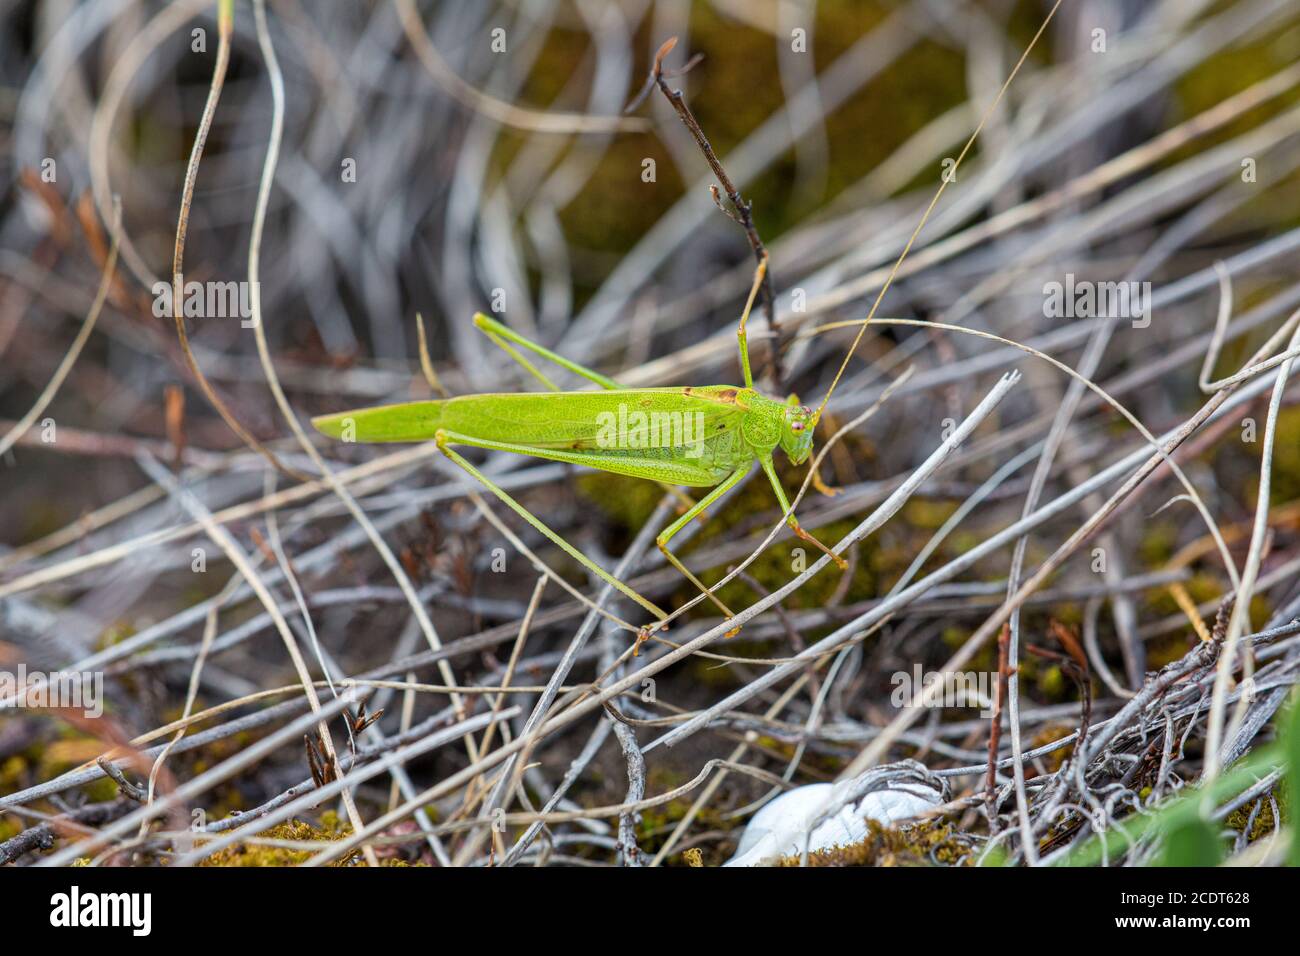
[977,844,1009,867]
[1157,817,1223,867]
[1283,691,1300,867]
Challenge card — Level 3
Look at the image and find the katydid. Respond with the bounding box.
[312,260,845,642]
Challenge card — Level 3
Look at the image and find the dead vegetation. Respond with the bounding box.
[1,0,1299,867]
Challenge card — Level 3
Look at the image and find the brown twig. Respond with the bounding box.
[985,623,1012,825]
[640,37,784,389]
[1030,620,1095,767]
[164,383,185,472]
[0,799,136,866]
[96,756,147,802]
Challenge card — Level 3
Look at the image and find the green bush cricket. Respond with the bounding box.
[312,258,847,647]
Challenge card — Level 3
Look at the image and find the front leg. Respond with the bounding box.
[734,251,768,390]
[638,465,752,653]
[759,455,848,571]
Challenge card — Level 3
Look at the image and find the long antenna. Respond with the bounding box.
[814,0,1065,422]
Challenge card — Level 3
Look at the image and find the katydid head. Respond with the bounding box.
[779,398,816,465]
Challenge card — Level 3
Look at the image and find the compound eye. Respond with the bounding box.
[790,420,804,433]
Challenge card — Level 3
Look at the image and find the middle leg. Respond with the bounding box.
[655,465,751,613]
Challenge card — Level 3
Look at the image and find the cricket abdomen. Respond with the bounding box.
[312,400,444,443]
[311,388,771,485]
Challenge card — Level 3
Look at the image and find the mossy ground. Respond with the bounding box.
[195,811,417,867]
[776,818,975,867]
[1224,784,1289,843]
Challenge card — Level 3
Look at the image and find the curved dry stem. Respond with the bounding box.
[1202,313,1300,785]
[131,452,379,868]
[396,0,648,135]
[88,0,211,289]
[170,0,304,481]
[1198,263,1300,393]
[806,316,1241,589]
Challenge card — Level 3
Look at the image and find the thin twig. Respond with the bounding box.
[643,37,783,387]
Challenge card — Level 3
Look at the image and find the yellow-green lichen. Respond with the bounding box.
[775,818,973,867]
[1224,785,1289,843]
[198,811,379,867]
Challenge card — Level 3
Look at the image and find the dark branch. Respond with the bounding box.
[638,37,785,389]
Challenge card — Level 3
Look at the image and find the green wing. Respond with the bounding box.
[312,401,441,442]
[313,387,749,449]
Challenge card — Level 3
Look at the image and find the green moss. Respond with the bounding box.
[1145,571,1221,619]
[576,471,664,534]
[96,621,137,652]
[518,27,591,111]
[688,461,888,610]
[32,734,118,803]
[946,529,983,555]
[0,816,20,843]
[1053,603,1083,628]
[1255,406,1300,507]
[198,811,378,867]
[699,513,876,612]
[1174,27,1300,166]
[1224,784,1289,843]
[901,498,958,531]
[776,818,973,867]
[1030,725,1075,773]
[1146,633,1196,671]
[1,754,27,791]
[636,773,733,866]
[940,625,967,649]
[1138,523,1179,567]
[636,765,734,862]
[1037,664,1065,699]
